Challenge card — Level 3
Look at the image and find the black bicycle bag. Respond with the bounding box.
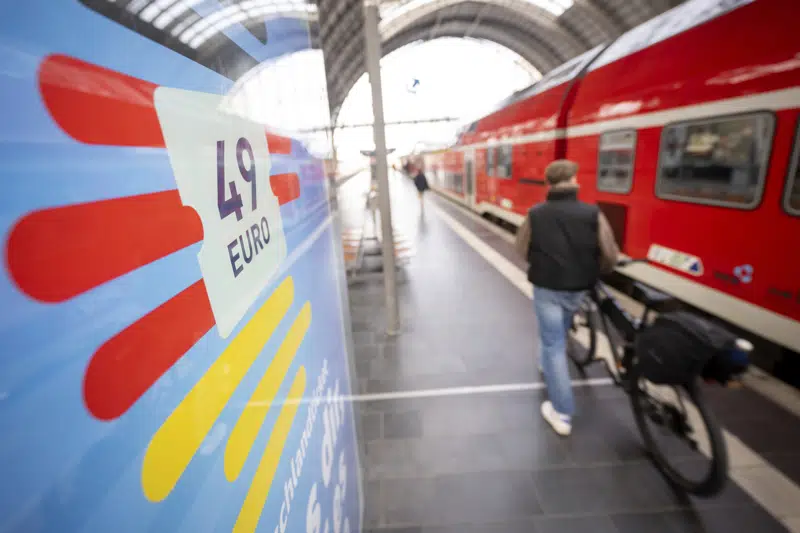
[634,311,739,386]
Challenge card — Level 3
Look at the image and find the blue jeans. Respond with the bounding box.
[533,286,587,417]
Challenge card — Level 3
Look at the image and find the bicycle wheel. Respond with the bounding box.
[629,363,729,497]
[569,296,597,367]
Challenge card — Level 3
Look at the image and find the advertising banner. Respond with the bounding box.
[0,2,362,532]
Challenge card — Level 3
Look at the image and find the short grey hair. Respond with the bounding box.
[545,159,579,185]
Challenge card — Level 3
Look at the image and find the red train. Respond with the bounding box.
[421,0,800,356]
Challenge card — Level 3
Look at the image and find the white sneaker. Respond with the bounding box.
[541,401,572,436]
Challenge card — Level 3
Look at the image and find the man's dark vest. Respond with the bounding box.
[526,187,600,291]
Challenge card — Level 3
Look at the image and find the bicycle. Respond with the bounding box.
[568,258,753,497]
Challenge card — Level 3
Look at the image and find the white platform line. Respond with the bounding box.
[348,377,613,403]
[248,377,615,408]
[742,367,800,421]
[783,517,800,533]
[432,203,532,299]
[432,198,800,525]
[430,187,517,245]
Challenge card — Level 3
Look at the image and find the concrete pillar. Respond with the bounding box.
[363,0,399,335]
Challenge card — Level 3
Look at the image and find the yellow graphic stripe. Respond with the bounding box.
[233,366,307,533]
[141,277,294,502]
[224,302,311,481]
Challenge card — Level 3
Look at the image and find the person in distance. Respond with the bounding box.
[413,165,430,206]
[515,159,620,436]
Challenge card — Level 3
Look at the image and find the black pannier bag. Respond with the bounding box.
[701,338,751,385]
[634,311,739,385]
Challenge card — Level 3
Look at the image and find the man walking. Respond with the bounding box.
[413,166,430,204]
[515,160,620,436]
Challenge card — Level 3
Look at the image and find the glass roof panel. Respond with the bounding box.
[99,0,318,48]
[379,0,574,21]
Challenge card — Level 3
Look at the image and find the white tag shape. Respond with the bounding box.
[154,87,288,338]
[647,244,703,277]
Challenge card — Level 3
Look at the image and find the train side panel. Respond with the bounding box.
[436,0,800,351]
[468,85,567,219]
[566,0,800,324]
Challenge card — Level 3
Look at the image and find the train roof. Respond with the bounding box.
[460,44,596,131]
[462,0,755,133]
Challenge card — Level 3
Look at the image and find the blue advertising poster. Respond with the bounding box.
[0,1,362,532]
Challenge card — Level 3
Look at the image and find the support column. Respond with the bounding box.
[363,0,399,335]
[329,126,337,177]
[328,126,338,205]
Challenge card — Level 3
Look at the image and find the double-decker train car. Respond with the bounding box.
[0,2,362,532]
[423,0,800,362]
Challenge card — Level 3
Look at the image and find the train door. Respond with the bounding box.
[464,149,476,207]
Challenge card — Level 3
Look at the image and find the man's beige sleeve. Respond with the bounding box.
[515,214,531,261]
[598,211,620,274]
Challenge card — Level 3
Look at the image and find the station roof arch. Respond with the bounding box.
[90,0,685,123]
[317,0,685,123]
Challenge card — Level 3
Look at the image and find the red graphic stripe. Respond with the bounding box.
[7,176,301,303]
[83,280,215,420]
[39,54,295,153]
[271,173,300,205]
[6,170,302,303]
[39,54,163,147]
[6,191,203,303]
[266,133,292,154]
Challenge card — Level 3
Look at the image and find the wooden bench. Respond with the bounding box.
[342,186,416,283]
[344,225,416,283]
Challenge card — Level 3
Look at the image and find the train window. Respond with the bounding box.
[440,172,465,193]
[496,144,513,179]
[656,112,775,209]
[486,147,496,176]
[597,129,636,194]
[783,121,800,216]
[452,172,464,193]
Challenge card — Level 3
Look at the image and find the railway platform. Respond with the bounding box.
[337,171,800,533]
